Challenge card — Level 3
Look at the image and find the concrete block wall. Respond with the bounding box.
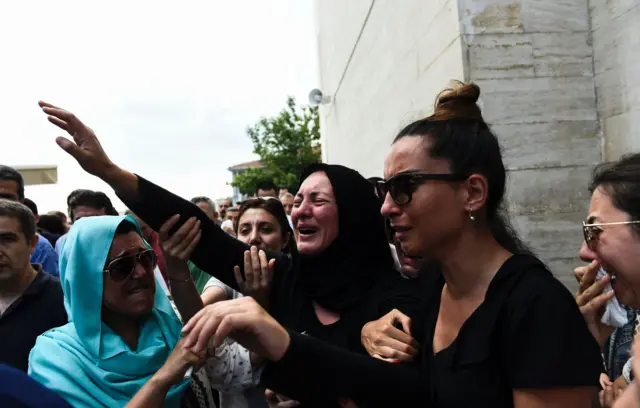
[314,0,638,291]
[590,0,640,160]
[458,0,601,290]
[315,0,465,178]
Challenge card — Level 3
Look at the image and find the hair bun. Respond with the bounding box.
[430,81,483,122]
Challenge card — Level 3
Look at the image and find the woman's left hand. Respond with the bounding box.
[159,215,201,278]
[181,297,290,361]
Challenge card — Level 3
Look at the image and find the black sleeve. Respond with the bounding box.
[120,176,290,291]
[503,277,604,389]
[261,331,423,407]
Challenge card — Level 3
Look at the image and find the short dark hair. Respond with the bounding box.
[0,199,36,242]
[255,181,278,196]
[589,153,640,233]
[23,198,38,216]
[37,214,67,235]
[68,190,118,221]
[0,165,25,201]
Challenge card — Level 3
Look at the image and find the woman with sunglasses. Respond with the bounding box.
[176,82,603,407]
[572,154,640,407]
[39,102,422,407]
[28,215,220,407]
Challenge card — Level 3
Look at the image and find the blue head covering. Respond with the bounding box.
[28,215,189,407]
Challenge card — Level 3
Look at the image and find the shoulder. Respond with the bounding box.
[36,234,55,250]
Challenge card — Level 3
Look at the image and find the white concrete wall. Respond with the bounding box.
[590,0,640,160]
[316,0,465,177]
[315,0,638,291]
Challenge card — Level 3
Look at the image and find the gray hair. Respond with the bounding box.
[0,199,36,242]
[279,192,294,200]
[191,196,217,216]
[0,165,24,201]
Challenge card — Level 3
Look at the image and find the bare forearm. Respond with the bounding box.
[169,263,204,323]
[126,376,171,408]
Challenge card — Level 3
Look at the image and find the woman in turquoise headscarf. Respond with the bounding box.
[28,215,214,407]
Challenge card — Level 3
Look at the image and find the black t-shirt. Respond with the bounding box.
[262,255,603,407]
[423,254,602,407]
[0,266,67,372]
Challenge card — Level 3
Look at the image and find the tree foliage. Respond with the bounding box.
[232,96,321,196]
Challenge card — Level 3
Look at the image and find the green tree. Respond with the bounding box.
[232,96,321,196]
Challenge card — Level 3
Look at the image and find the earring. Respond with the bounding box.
[468,212,475,221]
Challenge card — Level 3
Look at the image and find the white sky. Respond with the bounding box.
[0,0,319,213]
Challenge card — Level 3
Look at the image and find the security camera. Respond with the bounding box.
[308,89,332,107]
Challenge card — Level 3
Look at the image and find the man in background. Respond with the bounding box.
[279,192,294,216]
[0,166,59,276]
[217,198,232,221]
[55,189,118,255]
[255,181,278,198]
[0,200,66,371]
[191,196,220,225]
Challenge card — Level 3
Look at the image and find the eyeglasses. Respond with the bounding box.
[375,173,469,205]
[582,220,640,250]
[103,249,157,282]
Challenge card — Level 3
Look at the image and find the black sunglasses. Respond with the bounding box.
[103,249,157,282]
[375,173,469,205]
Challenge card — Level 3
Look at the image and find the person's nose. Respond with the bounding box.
[579,241,597,263]
[249,228,262,247]
[380,192,401,219]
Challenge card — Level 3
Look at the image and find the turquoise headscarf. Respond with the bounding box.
[28,215,189,408]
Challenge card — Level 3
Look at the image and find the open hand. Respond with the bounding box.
[181,297,290,361]
[265,389,300,407]
[159,215,202,262]
[39,101,115,178]
[361,309,419,362]
[233,246,275,307]
[575,260,615,348]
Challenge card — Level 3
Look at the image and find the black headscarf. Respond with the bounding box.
[298,163,395,312]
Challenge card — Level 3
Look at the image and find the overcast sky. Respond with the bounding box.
[0,0,319,213]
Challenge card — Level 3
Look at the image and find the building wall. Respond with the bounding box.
[315,0,638,291]
[590,0,640,160]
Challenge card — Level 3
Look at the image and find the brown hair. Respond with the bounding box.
[236,197,294,253]
[393,81,531,255]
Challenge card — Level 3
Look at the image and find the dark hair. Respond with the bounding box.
[0,165,25,201]
[68,190,118,221]
[0,199,36,242]
[37,214,67,235]
[394,81,530,255]
[22,198,38,216]
[236,197,293,253]
[115,219,138,236]
[589,153,640,233]
[255,181,278,196]
[48,210,67,223]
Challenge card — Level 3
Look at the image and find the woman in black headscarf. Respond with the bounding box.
[40,102,422,406]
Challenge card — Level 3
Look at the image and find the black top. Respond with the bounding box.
[261,255,603,407]
[122,176,423,405]
[0,265,67,372]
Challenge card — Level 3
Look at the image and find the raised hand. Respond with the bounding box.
[574,260,615,348]
[39,101,115,178]
[233,247,275,308]
[361,309,419,362]
[159,215,202,263]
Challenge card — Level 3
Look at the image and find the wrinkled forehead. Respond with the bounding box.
[297,171,334,198]
[107,231,145,260]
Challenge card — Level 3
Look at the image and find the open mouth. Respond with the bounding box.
[298,227,318,237]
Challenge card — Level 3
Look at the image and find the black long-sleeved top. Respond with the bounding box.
[121,176,424,406]
[261,255,604,407]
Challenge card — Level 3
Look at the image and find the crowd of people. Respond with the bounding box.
[0,82,639,407]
